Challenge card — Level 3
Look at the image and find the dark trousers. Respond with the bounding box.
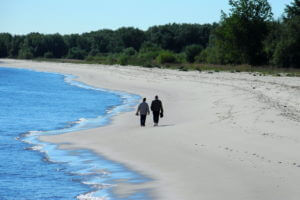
[140,115,147,126]
[153,111,160,123]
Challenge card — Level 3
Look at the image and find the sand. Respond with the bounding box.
[1,59,300,200]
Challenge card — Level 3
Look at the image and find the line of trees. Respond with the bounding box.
[0,0,299,68]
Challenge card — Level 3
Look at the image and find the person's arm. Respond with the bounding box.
[136,104,140,115]
[147,104,150,115]
[160,101,164,114]
[150,101,154,111]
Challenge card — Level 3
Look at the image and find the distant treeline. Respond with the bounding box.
[0,0,299,68]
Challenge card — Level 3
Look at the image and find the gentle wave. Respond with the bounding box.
[19,73,149,199]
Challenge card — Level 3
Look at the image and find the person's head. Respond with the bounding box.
[155,95,158,100]
[143,98,146,102]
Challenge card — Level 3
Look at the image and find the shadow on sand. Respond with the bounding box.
[157,124,175,127]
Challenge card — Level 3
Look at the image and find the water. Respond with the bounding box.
[0,67,151,200]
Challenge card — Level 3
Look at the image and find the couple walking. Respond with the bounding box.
[136,95,164,127]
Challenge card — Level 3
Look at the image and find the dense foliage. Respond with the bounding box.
[270,0,300,68]
[210,0,273,65]
[0,0,299,68]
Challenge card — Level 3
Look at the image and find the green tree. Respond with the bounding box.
[272,0,300,68]
[0,33,12,57]
[116,27,146,51]
[212,0,273,65]
[44,34,68,58]
[146,23,214,52]
[87,29,123,53]
[285,0,300,19]
[67,47,87,59]
[64,34,91,54]
[18,48,33,59]
[9,35,24,57]
[263,21,283,64]
[21,33,47,57]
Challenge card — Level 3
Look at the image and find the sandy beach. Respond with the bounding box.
[1,59,300,200]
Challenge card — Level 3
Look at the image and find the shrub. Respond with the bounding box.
[18,48,33,59]
[138,51,160,60]
[140,42,162,53]
[185,44,203,63]
[123,47,137,56]
[67,47,87,60]
[195,48,208,63]
[44,52,54,58]
[106,55,118,65]
[178,66,189,71]
[142,61,155,68]
[156,51,177,64]
[118,54,130,65]
[175,53,186,63]
[88,49,100,57]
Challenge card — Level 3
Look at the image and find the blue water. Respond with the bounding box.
[0,67,151,200]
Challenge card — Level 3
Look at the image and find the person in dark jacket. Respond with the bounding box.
[136,98,150,126]
[151,95,164,126]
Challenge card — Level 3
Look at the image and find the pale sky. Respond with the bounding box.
[0,0,294,35]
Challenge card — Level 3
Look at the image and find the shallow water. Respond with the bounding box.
[0,67,150,200]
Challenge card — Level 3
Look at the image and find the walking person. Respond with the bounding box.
[136,98,150,127]
[151,95,164,126]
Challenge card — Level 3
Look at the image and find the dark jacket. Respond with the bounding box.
[151,99,163,113]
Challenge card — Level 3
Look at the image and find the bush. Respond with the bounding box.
[156,51,177,64]
[18,48,33,59]
[178,66,189,71]
[185,44,203,63]
[44,52,54,58]
[138,51,160,60]
[67,47,87,60]
[118,54,130,65]
[140,42,162,53]
[123,47,136,56]
[195,48,208,63]
[88,49,100,57]
[175,53,186,63]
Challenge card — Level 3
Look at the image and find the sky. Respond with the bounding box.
[0,0,294,35]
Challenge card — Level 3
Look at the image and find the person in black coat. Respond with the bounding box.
[150,95,164,126]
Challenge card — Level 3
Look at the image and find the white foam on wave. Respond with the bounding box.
[77,192,107,200]
[21,131,42,144]
[26,145,43,151]
[25,130,42,136]
[73,118,87,124]
[64,75,106,92]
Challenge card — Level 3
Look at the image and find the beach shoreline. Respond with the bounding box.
[1,58,300,200]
